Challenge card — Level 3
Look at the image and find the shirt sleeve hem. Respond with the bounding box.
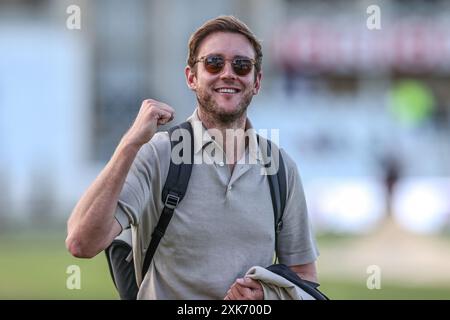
[278,248,319,266]
[115,206,132,230]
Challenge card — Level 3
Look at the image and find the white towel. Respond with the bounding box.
[245,266,315,300]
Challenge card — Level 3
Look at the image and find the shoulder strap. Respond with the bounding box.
[267,264,329,300]
[141,126,287,279]
[259,136,287,260]
[141,121,194,279]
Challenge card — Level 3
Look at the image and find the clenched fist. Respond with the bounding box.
[122,99,175,148]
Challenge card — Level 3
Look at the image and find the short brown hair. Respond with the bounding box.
[187,15,263,76]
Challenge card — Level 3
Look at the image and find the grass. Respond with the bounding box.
[1,230,449,299]
[0,230,118,300]
[320,279,450,300]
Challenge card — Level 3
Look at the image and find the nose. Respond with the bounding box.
[219,61,237,80]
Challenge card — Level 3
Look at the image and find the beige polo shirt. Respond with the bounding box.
[115,109,319,300]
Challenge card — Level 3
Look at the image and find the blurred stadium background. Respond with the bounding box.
[1,0,450,299]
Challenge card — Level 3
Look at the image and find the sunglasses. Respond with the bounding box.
[194,54,256,76]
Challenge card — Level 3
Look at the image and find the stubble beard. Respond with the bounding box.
[196,86,254,125]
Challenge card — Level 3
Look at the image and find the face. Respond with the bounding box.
[185,32,262,124]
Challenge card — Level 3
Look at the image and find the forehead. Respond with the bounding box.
[197,32,255,59]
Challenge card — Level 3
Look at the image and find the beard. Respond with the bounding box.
[196,86,254,125]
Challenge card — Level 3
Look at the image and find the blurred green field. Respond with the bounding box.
[0,231,449,299]
[0,231,118,299]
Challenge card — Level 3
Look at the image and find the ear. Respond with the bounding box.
[185,65,197,91]
[252,71,263,95]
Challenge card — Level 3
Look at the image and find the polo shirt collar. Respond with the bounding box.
[186,108,262,163]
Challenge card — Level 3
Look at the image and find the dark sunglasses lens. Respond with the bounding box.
[233,59,253,76]
[204,55,224,73]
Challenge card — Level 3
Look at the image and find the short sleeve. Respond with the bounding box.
[276,149,319,266]
[114,132,170,231]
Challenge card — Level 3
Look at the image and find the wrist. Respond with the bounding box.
[119,133,145,151]
[116,138,141,159]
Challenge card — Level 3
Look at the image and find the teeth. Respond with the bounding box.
[216,88,238,93]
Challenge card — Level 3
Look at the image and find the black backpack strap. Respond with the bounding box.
[141,121,194,280]
[258,136,287,260]
[267,264,329,300]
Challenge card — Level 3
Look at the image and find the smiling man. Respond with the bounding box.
[66,15,319,300]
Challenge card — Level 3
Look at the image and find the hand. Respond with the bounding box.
[224,277,264,300]
[122,99,174,148]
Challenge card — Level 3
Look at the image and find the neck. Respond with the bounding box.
[197,106,247,131]
[197,106,248,166]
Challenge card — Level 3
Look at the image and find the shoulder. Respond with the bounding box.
[260,135,299,177]
[131,131,171,179]
[273,145,304,195]
[150,131,171,151]
[279,148,300,178]
[139,131,171,160]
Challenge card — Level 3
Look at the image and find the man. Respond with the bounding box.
[66,15,319,300]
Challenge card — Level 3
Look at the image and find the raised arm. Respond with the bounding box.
[65,100,174,258]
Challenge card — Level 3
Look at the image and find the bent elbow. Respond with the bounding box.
[65,235,97,259]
